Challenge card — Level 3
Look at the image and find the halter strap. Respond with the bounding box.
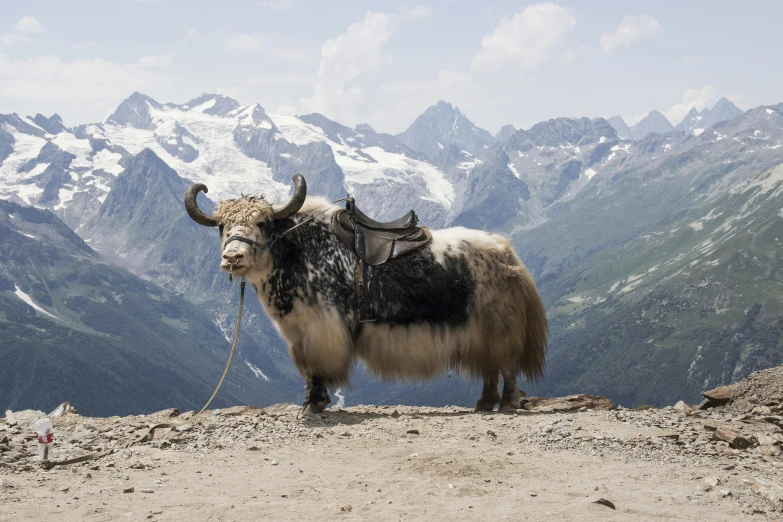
[224,235,258,258]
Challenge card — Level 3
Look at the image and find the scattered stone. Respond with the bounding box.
[4,411,16,427]
[141,489,154,494]
[673,401,692,412]
[702,385,735,407]
[523,395,615,413]
[123,487,134,494]
[406,429,419,435]
[486,430,497,438]
[592,498,616,510]
[340,432,352,437]
[340,505,352,512]
[49,402,78,417]
[704,477,720,488]
[713,428,752,450]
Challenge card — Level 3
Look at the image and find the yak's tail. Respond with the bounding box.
[517,267,549,381]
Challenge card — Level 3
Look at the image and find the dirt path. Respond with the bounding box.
[3,404,782,520]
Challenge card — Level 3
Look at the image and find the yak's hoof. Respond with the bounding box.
[499,399,523,412]
[474,397,499,413]
[302,401,328,415]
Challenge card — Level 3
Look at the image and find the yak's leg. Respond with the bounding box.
[474,370,501,412]
[499,370,526,412]
[302,375,331,415]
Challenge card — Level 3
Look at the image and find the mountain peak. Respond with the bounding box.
[495,124,517,143]
[106,92,162,130]
[29,113,67,135]
[182,93,240,116]
[396,101,492,158]
[675,97,744,133]
[630,110,674,139]
[607,116,631,139]
[355,123,376,134]
[711,97,743,119]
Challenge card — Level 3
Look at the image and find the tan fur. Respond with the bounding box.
[213,197,273,225]
[354,233,548,383]
[272,303,353,386]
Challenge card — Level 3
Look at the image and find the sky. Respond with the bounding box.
[1,0,783,135]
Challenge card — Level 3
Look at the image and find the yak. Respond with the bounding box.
[185,175,548,414]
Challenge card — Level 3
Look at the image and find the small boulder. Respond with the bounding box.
[702,385,735,407]
[713,427,752,449]
[673,401,692,412]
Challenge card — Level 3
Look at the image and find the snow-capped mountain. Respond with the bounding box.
[0,93,463,231]
[675,97,744,135]
[396,100,494,159]
[2,90,783,410]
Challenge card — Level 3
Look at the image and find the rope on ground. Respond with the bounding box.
[41,282,246,469]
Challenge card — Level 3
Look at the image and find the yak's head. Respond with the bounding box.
[184,174,307,278]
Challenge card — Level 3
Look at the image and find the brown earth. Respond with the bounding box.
[3,367,783,521]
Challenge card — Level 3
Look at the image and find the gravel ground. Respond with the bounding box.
[2,389,783,521]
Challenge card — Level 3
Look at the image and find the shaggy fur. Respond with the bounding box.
[208,194,548,413]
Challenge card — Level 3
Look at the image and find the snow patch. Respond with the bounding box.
[28,162,50,176]
[245,361,270,382]
[13,285,58,319]
[693,128,704,136]
[584,168,597,180]
[507,162,520,179]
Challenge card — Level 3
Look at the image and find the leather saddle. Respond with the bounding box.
[332,196,431,328]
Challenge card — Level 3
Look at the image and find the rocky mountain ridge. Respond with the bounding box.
[1,91,782,414]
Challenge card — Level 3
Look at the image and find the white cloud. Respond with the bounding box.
[185,28,200,39]
[1,33,30,45]
[0,52,181,121]
[14,16,46,34]
[226,33,263,52]
[301,11,395,123]
[136,54,173,67]
[471,3,576,73]
[400,5,433,21]
[1,16,46,45]
[600,15,662,52]
[664,85,718,125]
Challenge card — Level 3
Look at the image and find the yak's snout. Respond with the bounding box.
[222,252,244,265]
[220,243,251,273]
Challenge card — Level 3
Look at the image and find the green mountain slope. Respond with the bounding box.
[0,199,297,416]
[530,164,783,406]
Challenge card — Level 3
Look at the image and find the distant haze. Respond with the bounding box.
[1,1,782,133]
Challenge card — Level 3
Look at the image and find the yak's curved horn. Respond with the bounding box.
[271,174,307,220]
[185,184,218,227]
